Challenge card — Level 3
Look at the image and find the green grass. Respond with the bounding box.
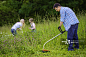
[0,13,86,57]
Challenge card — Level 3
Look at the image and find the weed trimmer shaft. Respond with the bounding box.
[42,28,65,53]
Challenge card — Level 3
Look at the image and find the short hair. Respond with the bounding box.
[29,18,33,22]
[53,3,61,9]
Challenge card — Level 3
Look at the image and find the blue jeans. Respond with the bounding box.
[67,23,79,51]
[11,29,17,36]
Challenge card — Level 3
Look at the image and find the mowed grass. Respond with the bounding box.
[0,13,86,57]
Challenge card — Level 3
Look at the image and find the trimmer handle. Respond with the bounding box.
[61,30,66,34]
[58,26,66,34]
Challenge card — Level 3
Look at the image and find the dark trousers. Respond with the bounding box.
[67,23,79,51]
[11,29,17,36]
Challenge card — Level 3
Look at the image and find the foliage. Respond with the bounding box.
[0,13,86,57]
[0,0,86,26]
[19,2,32,18]
[0,4,18,26]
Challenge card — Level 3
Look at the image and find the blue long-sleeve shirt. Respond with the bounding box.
[60,7,79,31]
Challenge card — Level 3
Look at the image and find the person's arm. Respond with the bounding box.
[31,23,35,29]
[58,9,65,30]
[29,23,35,30]
[59,21,63,27]
[59,9,65,27]
[19,26,22,30]
[19,23,22,30]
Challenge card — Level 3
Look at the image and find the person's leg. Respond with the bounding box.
[14,30,17,35]
[31,29,36,32]
[11,29,14,34]
[73,24,79,49]
[11,29,17,36]
[67,25,75,51]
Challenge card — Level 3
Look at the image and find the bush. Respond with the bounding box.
[0,5,18,26]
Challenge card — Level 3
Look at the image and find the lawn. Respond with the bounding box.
[0,13,86,57]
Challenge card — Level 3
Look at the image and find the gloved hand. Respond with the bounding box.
[58,26,62,32]
[58,26,61,30]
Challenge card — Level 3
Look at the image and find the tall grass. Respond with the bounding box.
[0,13,86,57]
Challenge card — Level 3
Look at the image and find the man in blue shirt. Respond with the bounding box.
[53,3,79,51]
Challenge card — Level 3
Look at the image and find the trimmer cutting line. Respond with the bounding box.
[42,28,65,53]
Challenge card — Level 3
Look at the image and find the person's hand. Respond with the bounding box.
[58,26,61,30]
[58,26,62,32]
[17,29,20,31]
[29,27,31,29]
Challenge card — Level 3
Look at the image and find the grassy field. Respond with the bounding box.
[0,13,86,57]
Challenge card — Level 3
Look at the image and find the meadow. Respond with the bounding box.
[0,13,86,57]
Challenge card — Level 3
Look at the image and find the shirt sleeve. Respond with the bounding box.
[20,23,22,27]
[60,9,65,22]
[31,23,35,29]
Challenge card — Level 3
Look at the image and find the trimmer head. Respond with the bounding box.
[42,49,50,53]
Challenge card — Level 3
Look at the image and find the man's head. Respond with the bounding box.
[53,3,61,12]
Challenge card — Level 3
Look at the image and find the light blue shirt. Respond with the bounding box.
[60,7,79,31]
